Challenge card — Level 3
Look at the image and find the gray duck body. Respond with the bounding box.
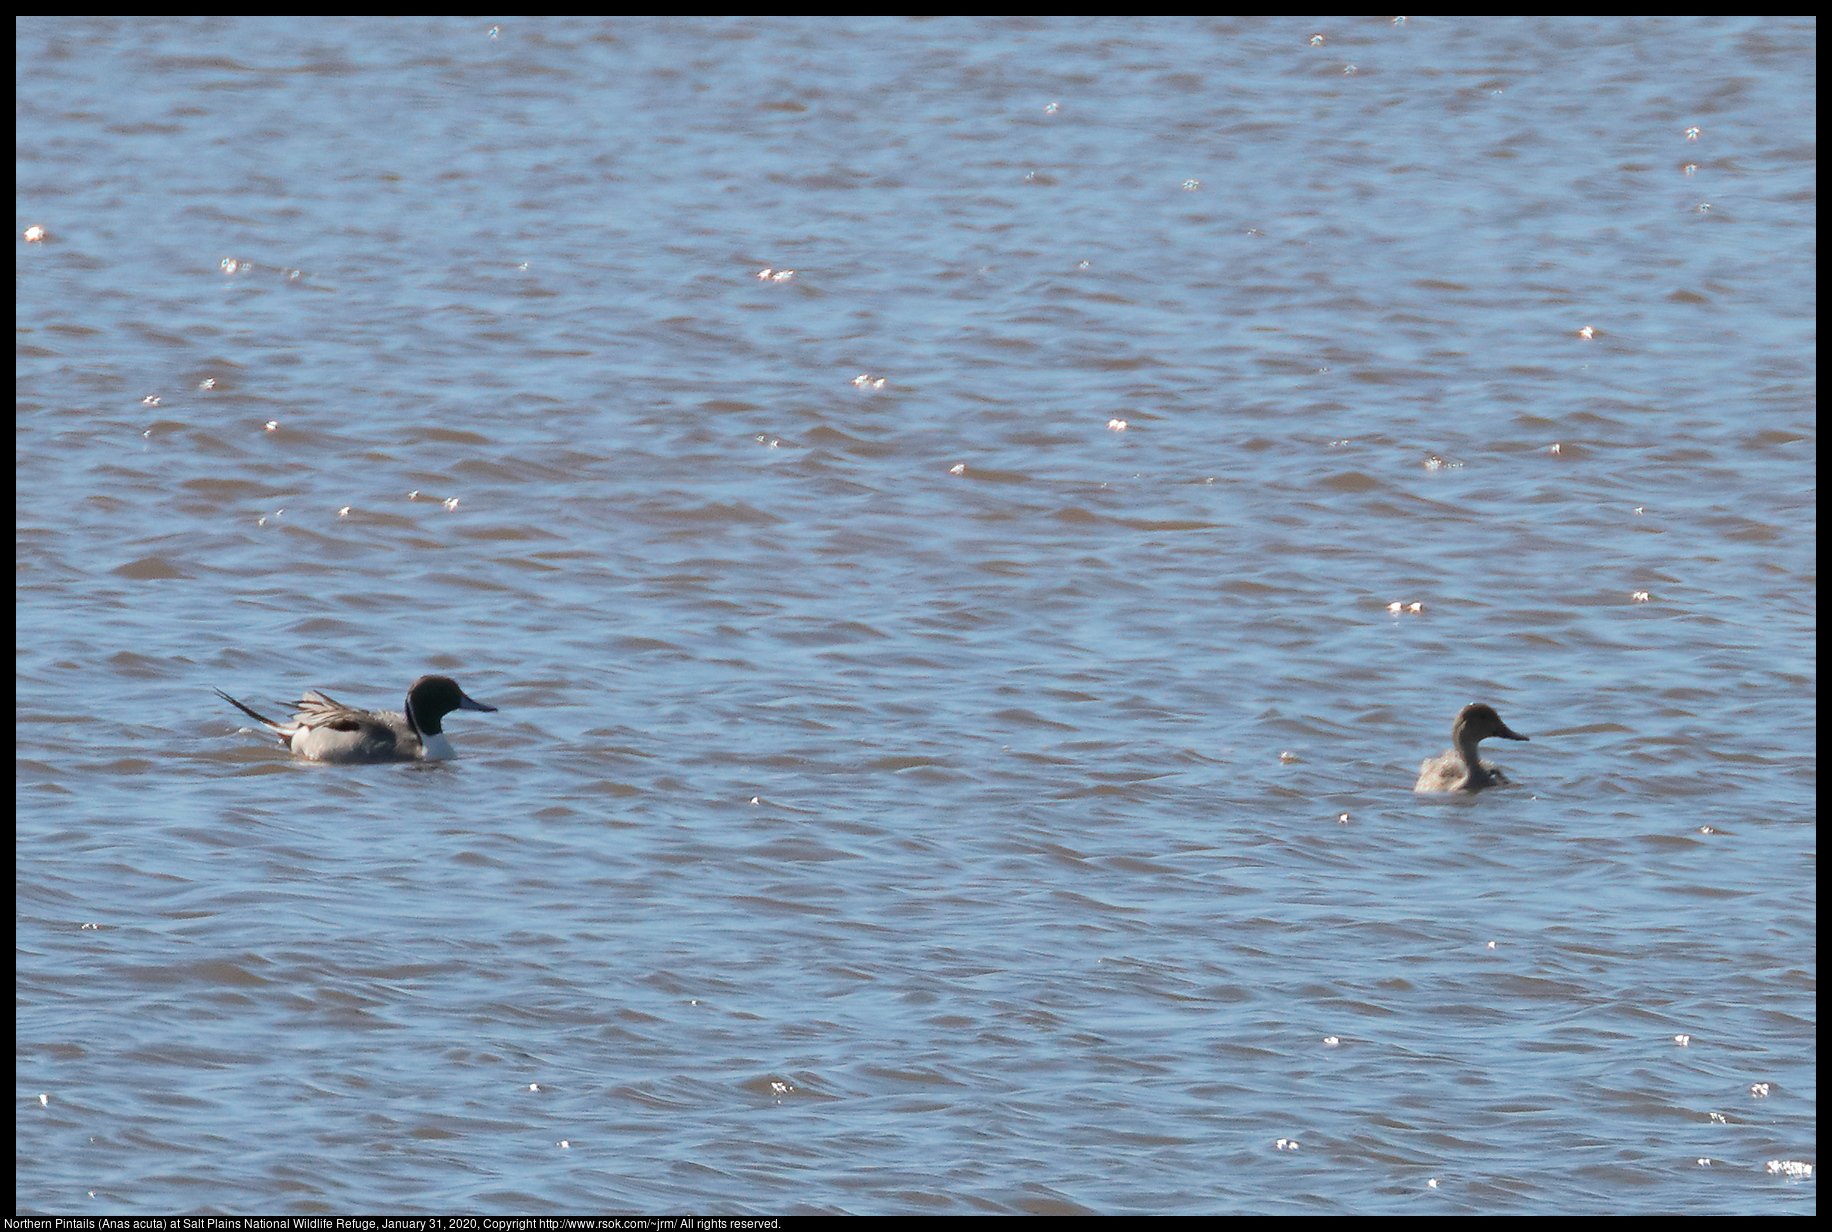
[215,674,496,764]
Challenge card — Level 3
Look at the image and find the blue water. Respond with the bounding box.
[17,15,1815,1215]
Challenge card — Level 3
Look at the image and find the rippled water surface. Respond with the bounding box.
[17,15,1815,1215]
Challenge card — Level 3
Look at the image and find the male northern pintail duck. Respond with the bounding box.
[1414,702,1529,793]
[214,675,496,764]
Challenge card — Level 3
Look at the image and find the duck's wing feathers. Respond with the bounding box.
[291,691,401,733]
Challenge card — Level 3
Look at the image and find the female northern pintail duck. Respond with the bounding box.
[1414,702,1529,793]
[214,675,496,764]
